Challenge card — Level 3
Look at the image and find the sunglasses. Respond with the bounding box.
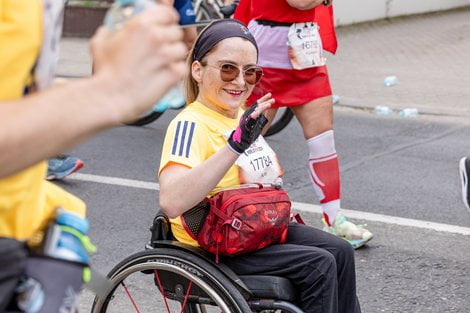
[207,63,263,85]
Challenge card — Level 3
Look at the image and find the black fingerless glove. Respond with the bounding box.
[227,102,269,154]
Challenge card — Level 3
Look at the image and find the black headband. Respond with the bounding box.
[192,19,259,62]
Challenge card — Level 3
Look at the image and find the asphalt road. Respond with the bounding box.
[58,106,470,312]
[51,7,470,312]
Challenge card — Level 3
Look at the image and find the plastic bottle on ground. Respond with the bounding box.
[332,94,340,104]
[373,105,394,116]
[383,76,398,87]
[398,108,419,118]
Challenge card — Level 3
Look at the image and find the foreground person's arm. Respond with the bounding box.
[0,5,187,178]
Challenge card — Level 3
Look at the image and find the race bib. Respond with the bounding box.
[287,22,326,70]
[234,135,284,184]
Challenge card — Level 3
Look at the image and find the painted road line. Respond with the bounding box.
[69,173,159,190]
[292,202,470,236]
[69,173,470,236]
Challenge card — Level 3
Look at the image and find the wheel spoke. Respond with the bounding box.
[121,281,142,313]
[91,249,252,313]
[179,280,193,313]
[154,269,172,313]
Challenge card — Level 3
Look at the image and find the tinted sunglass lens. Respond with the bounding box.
[244,68,263,84]
[220,64,239,82]
[219,64,262,84]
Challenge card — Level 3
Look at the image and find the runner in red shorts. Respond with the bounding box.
[235,0,373,248]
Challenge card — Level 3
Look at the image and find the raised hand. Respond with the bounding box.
[90,4,188,123]
[228,93,275,154]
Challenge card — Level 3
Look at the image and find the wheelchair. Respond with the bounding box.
[91,211,304,313]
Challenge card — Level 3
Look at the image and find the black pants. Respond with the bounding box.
[0,238,84,313]
[222,223,361,313]
[0,238,27,313]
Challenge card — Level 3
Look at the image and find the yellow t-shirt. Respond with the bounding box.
[0,0,86,240]
[159,101,243,246]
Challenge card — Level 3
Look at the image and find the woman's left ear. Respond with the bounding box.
[192,61,203,83]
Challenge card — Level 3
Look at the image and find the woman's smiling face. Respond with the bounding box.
[192,37,258,118]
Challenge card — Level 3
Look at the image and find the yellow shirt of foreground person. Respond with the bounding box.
[0,0,86,240]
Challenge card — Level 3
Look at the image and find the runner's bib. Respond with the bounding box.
[287,22,326,70]
[234,135,283,184]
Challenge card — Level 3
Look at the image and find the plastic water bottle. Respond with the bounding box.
[16,278,45,313]
[398,108,419,118]
[105,0,184,113]
[373,105,394,116]
[104,0,156,32]
[43,211,94,264]
[154,84,186,113]
[383,75,398,87]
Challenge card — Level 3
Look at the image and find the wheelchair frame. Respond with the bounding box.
[90,212,304,313]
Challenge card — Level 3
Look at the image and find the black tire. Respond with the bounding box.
[265,108,294,137]
[91,249,251,313]
[125,110,164,127]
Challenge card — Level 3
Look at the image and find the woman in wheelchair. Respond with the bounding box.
[158,19,361,313]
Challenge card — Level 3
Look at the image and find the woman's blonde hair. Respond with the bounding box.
[183,23,213,105]
[183,44,201,105]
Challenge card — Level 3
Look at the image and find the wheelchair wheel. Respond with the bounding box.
[91,248,251,313]
[265,108,294,137]
[126,110,164,126]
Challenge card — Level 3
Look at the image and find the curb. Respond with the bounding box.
[335,99,470,118]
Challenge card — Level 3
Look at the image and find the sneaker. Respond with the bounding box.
[459,157,470,212]
[323,212,374,249]
[46,155,84,180]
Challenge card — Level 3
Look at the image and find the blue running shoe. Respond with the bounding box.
[46,155,84,180]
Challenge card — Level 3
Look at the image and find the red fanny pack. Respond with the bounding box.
[182,185,291,263]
